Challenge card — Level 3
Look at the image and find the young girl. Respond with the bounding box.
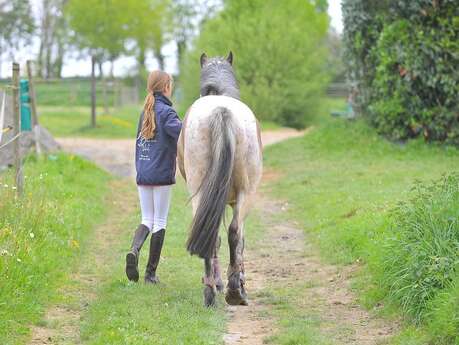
[125,70,182,284]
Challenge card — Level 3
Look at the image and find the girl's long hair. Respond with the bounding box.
[141,70,172,139]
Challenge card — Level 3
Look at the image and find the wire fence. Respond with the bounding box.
[0,85,21,150]
[0,62,35,197]
[33,78,139,107]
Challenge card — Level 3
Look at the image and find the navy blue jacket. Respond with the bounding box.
[135,92,182,186]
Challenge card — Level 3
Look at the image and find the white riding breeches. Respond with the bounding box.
[138,185,172,233]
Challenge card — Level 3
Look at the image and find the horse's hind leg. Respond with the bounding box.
[203,257,217,307]
[225,192,248,306]
[212,236,224,292]
[191,194,218,306]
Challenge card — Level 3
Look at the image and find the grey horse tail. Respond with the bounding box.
[186,106,236,259]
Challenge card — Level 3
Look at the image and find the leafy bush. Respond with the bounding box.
[342,0,388,112]
[343,0,459,145]
[179,0,330,128]
[382,173,459,323]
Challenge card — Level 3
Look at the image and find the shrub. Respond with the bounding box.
[382,173,459,323]
[179,0,330,129]
[342,0,459,145]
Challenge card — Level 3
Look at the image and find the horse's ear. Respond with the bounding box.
[200,53,208,68]
[226,51,233,65]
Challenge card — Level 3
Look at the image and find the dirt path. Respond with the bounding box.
[56,128,307,179]
[223,176,397,345]
[50,128,397,345]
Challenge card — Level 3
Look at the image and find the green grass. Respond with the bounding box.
[259,121,282,131]
[381,174,459,322]
[39,104,290,139]
[35,78,116,107]
[39,105,140,138]
[0,158,227,344]
[0,154,111,344]
[78,180,226,344]
[262,104,459,344]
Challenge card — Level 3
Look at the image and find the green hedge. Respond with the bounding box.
[179,0,330,129]
[343,0,459,145]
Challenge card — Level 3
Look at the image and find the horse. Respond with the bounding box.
[177,52,263,307]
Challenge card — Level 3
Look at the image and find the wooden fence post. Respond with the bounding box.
[27,60,41,155]
[91,55,96,127]
[12,62,24,197]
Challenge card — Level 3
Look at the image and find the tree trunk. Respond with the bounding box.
[153,48,165,70]
[45,40,52,79]
[110,59,115,108]
[91,55,96,127]
[110,59,115,79]
[37,19,46,78]
[99,61,108,114]
[42,0,52,79]
[54,35,64,78]
[136,47,146,104]
[176,40,186,73]
[0,38,2,79]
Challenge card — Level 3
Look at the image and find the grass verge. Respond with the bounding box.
[262,108,459,344]
[0,153,111,344]
[39,105,140,138]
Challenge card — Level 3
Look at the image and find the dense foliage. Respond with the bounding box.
[343,0,459,145]
[179,0,330,128]
[383,174,459,326]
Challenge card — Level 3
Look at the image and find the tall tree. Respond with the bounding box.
[66,0,130,126]
[127,0,172,75]
[181,0,330,128]
[37,0,69,79]
[171,0,221,72]
[0,0,34,78]
[171,0,198,71]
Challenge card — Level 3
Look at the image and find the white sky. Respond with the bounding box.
[329,0,343,34]
[1,1,343,78]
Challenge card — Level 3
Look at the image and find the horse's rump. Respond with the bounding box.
[181,96,262,259]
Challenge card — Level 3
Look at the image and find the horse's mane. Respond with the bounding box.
[200,58,240,100]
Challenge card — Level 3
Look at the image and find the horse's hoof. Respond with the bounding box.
[216,278,225,293]
[204,286,217,307]
[125,252,139,282]
[225,288,248,306]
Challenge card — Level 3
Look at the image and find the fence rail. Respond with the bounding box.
[326,83,349,98]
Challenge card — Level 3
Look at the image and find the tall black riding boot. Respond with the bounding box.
[145,229,165,284]
[125,224,150,282]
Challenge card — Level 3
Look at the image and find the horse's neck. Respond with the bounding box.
[222,87,241,100]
